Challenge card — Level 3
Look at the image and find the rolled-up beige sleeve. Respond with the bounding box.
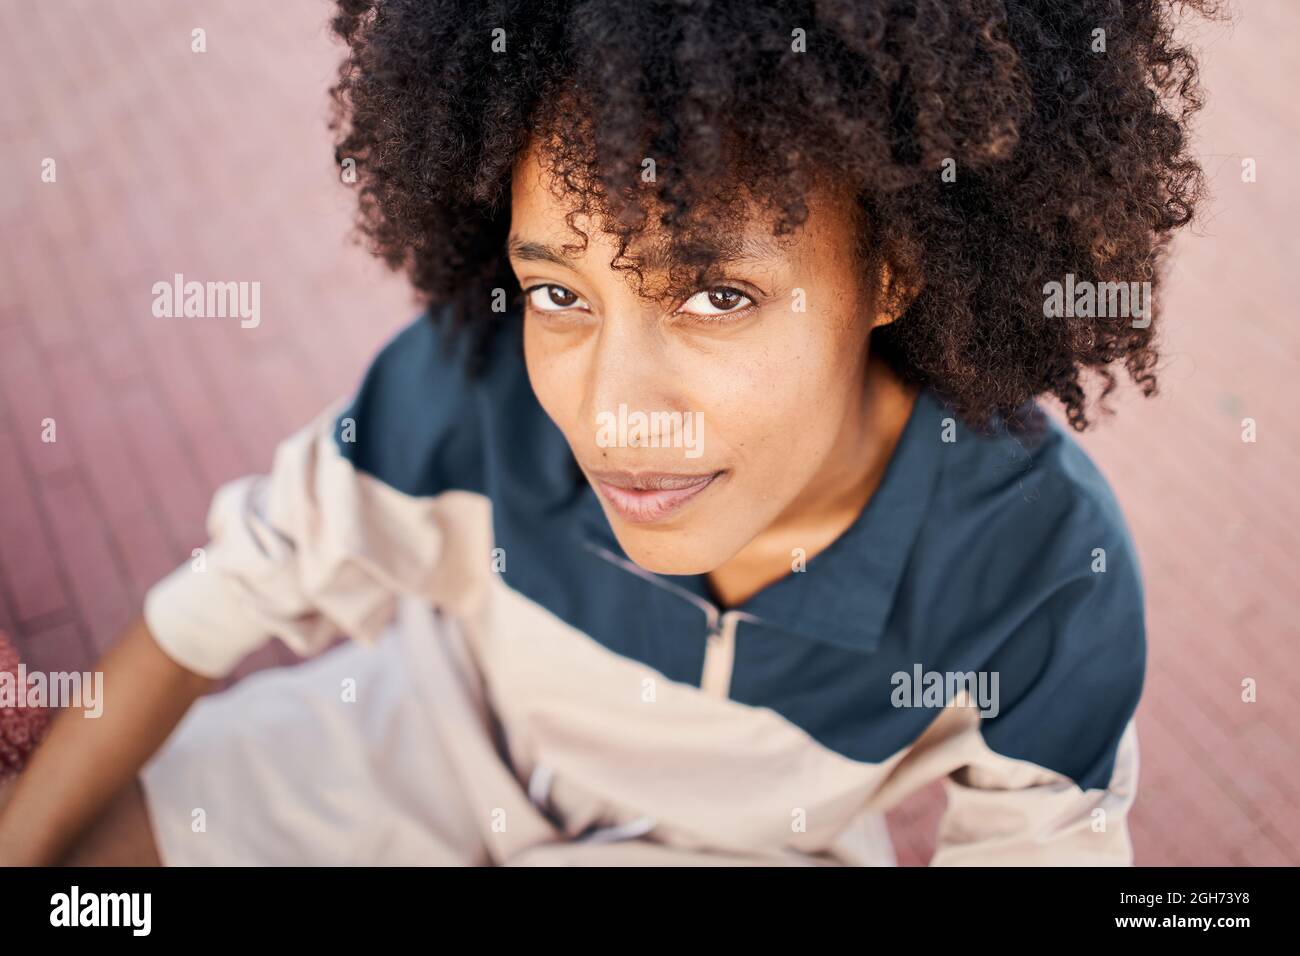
[143,400,458,679]
[930,718,1140,866]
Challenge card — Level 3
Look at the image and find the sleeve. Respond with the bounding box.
[142,313,488,679]
[930,537,1147,866]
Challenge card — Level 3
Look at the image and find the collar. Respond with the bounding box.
[571,386,947,654]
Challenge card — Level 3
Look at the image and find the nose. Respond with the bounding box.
[582,308,679,452]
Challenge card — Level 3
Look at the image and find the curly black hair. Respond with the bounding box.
[328,0,1216,431]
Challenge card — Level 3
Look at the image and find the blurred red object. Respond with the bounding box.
[0,632,51,779]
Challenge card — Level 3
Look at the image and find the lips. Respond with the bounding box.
[588,469,724,524]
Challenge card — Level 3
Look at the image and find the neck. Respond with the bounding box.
[706,355,917,608]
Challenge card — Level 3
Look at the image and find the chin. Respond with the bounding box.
[610,526,732,578]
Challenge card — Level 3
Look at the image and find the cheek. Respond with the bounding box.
[695,337,830,470]
[523,320,581,435]
[707,314,857,468]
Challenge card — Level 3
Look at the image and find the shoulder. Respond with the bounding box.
[916,394,1147,788]
[332,304,538,498]
[923,392,1145,620]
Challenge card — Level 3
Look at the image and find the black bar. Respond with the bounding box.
[0,865,1280,940]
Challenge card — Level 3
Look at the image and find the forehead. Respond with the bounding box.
[509,137,853,267]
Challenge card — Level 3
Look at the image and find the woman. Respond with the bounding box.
[0,0,1211,865]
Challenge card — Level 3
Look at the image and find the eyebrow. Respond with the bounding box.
[507,233,784,273]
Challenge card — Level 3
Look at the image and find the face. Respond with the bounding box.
[509,140,890,577]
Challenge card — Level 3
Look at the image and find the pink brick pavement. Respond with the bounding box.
[1,1,1296,865]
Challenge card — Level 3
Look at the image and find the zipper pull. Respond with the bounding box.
[700,612,736,699]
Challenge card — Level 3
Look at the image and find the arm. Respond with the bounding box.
[930,717,1140,865]
[0,315,482,865]
[931,552,1147,866]
[0,403,400,864]
[0,616,214,865]
[0,401,426,864]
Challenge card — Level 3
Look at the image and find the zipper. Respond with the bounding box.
[580,539,758,700]
[700,613,741,699]
[554,540,759,843]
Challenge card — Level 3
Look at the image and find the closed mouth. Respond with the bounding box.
[587,469,725,524]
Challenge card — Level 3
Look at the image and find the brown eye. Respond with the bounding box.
[547,285,577,307]
[525,284,587,312]
[707,288,743,310]
[678,286,755,319]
